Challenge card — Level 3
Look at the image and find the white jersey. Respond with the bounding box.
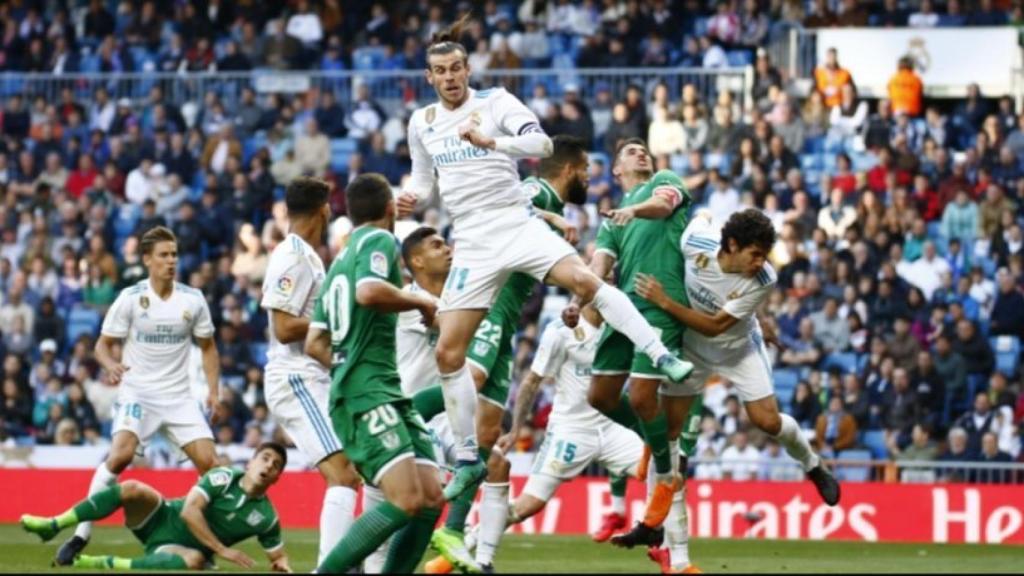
[397,282,441,396]
[261,233,328,377]
[680,214,777,354]
[101,280,214,401]
[406,87,547,223]
[530,317,605,430]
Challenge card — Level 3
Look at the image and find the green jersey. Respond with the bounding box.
[158,467,282,556]
[311,225,405,415]
[489,177,565,321]
[594,170,692,315]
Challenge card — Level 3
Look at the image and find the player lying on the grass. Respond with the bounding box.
[56,225,224,566]
[260,176,361,565]
[613,208,838,549]
[21,443,291,572]
[306,174,445,573]
[399,15,694,507]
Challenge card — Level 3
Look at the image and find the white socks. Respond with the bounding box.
[665,485,690,569]
[592,284,669,363]
[361,485,388,574]
[440,365,480,462]
[319,486,357,566]
[75,462,118,540]
[611,495,626,516]
[475,482,510,566]
[775,413,821,472]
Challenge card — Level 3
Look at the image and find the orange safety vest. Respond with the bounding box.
[814,66,852,108]
[888,70,923,117]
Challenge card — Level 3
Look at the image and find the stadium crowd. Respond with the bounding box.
[0,0,1022,483]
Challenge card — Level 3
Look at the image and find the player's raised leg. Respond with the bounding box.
[22,479,159,544]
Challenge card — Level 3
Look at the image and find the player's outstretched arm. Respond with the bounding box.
[634,273,740,337]
[536,208,579,245]
[196,336,221,422]
[179,489,255,569]
[496,370,545,454]
[600,194,676,226]
[95,334,129,385]
[355,281,436,323]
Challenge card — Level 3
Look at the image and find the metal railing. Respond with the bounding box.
[0,67,751,124]
[768,28,818,81]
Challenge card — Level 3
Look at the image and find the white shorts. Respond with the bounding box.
[523,421,643,502]
[662,332,775,402]
[112,393,213,448]
[440,206,577,311]
[264,370,344,465]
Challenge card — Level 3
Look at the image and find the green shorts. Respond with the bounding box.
[131,501,202,557]
[591,317,684,380]
[333,399,437,486]
[466,316,513,408]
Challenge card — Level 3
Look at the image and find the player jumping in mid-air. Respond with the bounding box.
[260,177,361,565]
[22,443,291,572]
[616,208,840,545]
[581,138,696,536]
[398,16,694,504]
[55,226,223,566]
[306,174,445,573]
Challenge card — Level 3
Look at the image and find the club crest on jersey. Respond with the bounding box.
[370,251,389,277]
[245,510,265,527]
[209,470,232,486]
[139,296,150,309]
[695,254,710,269]
[425,106,436,124]
[182,310,193,323]
[277,275,295,294]
[727,290,741,300]
[574,326,585,341]
[381,430,401,450]
[469,111,482,126]
[473,341,490,357]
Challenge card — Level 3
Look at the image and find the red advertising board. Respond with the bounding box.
[1,470,1020,544]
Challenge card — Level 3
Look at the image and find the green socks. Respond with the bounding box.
[59,484,123,528]
[319,501,411,573]
[444,447,491,532]
[603,392,643,434]
[610,474,628,499]
[412,385,446,422]
[383,507,443,573]
[639,412,672,475]
[129,553,188,570]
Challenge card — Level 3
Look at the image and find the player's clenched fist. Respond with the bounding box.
[397,192,419,219]
[106,363,130,385]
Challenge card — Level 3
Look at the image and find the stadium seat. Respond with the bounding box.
[803,137,825,155]
[850,151,878,172]
[835,449,873,482]
[330,138,359,172]
[66,305,101,347]
[861,430,889,460]
[774,368,800,401]
[990,335,1020,377]
[250,342,269,367]
[822,352,858,375]
[800,154,822,172]
[726,50,752,67]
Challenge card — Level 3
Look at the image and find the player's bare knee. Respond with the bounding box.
[106,451,133,474]
[754,411,782,436]
[180,550,205,570]
[392,487,426,516]
[119,480,143,500]
[571,270,600,303]
[435,344,466,375]
[588,389,617,415]
[421,482,445,510]
[629,393,659,422]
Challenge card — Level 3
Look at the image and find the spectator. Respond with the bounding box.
[294,118,330,177]
[780,316,823,368]
[810,297,850,354]
[706,170,741,223]
[975,432,1013,483]
[770,95,806,154]
[720,431,761,481]
[895,423,939,462]
[815,395,857,455]
[792,381,823,428]
[201,124,242,175]
[938,427,973,480]
[837,0,870,26]
[990,269,1024,337]
[909,0,941,27]
[954,392,1000,456]
[814,48,854,109]
[969,0,1008,26]
[940,0,969,26]
[888,57,924,117]
[953,319,994,379]
[315,91,347,138]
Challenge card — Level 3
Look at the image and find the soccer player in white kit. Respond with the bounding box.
[260,177,361,565]
[397,15,693,502]
[361,226,480,574]
[56,226,222,566]
[632,209,840,515]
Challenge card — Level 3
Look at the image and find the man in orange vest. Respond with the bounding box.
[888,56,924,117]
[815,47,853,108]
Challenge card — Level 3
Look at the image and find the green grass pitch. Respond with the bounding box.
[1,525,1021,573]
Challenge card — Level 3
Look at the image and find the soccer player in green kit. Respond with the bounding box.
[305,173,445,573]
[582,137,697,542]
[21,443,291,572]
[420,135,593,571]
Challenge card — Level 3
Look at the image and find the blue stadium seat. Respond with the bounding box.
[352,46,388,71]
[822,352,858,374]
[850,151,878,172]
[822,153,838,172]
[704,152,730,171]
[800,154,822,172]
[726,50,752,67]
[990,335,1020,377]
[66,305,101,347]
[330,138,359,172]
[835,449,873,482]
[250,342,269,367]
[803,137,825,154]
[588,152,610,179]
[774,368,800,400]
[861,430,889,460]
